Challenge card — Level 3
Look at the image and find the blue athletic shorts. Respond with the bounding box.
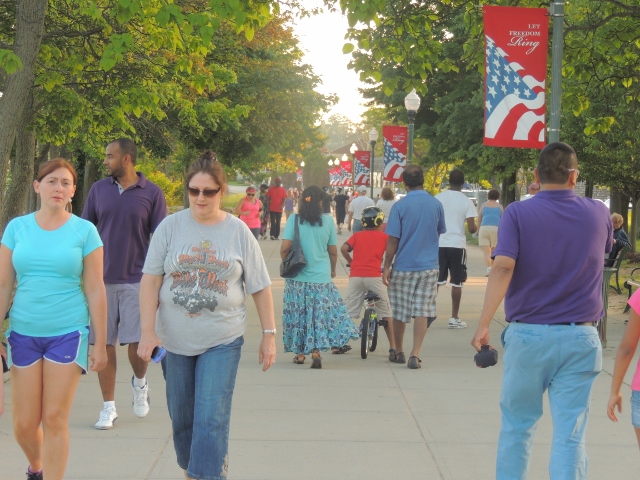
[632,390,640,428]
[6,327,89,374]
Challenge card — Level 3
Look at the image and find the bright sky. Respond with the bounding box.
[290,2,368,124]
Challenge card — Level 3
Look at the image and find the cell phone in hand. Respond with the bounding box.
[1,341,8,373]
[151,346,166,363]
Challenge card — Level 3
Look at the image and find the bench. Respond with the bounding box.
[599,246,631,345]
[606,244,630,294]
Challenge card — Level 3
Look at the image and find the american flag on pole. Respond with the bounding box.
[354,151,370,186]
[382,126,407,182]
[296,169,302,182]
[483,6,548,149]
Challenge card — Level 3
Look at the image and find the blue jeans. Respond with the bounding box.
[162,336,244,480]
[352,219,363,232]
[497,322,601,480]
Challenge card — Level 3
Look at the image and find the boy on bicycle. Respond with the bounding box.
[340,206,398,361]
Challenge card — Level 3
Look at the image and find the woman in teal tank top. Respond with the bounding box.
[477,189,503,276]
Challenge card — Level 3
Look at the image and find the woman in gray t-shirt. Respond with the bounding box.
[138,151,276,480]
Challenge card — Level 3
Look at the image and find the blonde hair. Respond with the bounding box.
[611,213,623,224]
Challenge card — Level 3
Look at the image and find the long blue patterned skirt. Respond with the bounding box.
[282,279,359,355]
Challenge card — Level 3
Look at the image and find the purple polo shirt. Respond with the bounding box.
[82,173,166,284]
[495,189,613,325]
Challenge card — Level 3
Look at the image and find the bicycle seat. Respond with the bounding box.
[364,291,380,302]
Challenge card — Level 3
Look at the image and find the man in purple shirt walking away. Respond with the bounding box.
[82,138,167,429]
[471,142,613,479]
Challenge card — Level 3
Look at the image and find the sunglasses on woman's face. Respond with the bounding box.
[187,186,221,198]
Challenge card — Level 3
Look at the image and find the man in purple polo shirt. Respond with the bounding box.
[82,138,166,429]
[471,142,613,479]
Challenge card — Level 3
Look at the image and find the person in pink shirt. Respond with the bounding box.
[233,186,263,239]
[608,288,640,447]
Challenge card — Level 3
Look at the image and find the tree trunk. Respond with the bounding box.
[27,143,50,213]
[0,0,47,205]
[584,180,593,198]
[80,154,100,214]
[501,171,517,208]
[1,94,37,234]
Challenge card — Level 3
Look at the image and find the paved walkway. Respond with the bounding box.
[1,234,639,479]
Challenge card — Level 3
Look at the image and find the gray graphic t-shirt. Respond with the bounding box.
[142,209,270,355]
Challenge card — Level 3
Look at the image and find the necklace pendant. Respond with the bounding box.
[201,239,211,249]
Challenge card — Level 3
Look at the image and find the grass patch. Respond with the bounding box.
[222,193,245,210]
[465,229,479,246]
[1,317,7,343]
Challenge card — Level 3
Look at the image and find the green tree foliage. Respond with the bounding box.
[167,15,332,173]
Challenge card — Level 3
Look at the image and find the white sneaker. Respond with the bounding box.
[94,407,118,429]
[132,377,150,418]
[486,267,491,276]
[448,318,467,329]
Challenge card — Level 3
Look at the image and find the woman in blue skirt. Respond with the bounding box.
[280,185,359,368]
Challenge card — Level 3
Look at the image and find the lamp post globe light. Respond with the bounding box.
[404,88,421,165]
[369,127,379,199]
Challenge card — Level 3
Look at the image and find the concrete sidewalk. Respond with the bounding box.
[1,235,639,479]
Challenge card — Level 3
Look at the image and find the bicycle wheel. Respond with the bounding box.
[370,318,378,352]
[361,309,372,359]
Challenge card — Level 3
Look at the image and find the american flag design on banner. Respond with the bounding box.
[483,6,548,149]
[354,151,370,186]
[296,169,302,182]
[382,125,407,182]
[329,167,339,186]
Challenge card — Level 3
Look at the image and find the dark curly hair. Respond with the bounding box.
[297,185,325,226]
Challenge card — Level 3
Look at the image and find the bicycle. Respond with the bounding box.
[360,291,388,359]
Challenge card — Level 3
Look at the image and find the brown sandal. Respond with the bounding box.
[293,355,305,364]
[310,349,322,369]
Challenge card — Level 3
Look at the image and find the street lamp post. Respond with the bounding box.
[404,88,421,165]
[369,127,378,199]
[300,161,305,190]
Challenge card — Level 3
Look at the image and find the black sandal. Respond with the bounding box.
[293,355,305,364]
[331,345,352,354]
[311,349,322,369]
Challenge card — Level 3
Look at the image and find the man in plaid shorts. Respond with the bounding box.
[382,165,446,369]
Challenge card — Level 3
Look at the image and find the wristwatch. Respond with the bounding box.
[262,329,277,334]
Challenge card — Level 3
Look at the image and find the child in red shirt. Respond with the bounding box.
[340,207,397,361]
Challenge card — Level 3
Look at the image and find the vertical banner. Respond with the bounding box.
[382,126,407,182]
[354,151,371,186]
[296,169,302,182]
[340,161,353,186]
[483,6,549,149]
[329,167,339,186]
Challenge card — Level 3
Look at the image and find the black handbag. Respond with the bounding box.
[280,214,307,278]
